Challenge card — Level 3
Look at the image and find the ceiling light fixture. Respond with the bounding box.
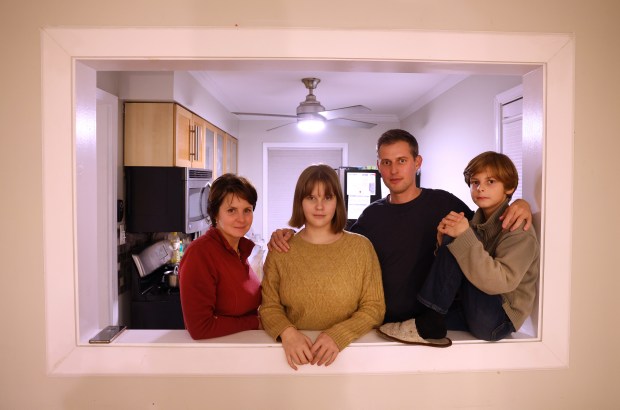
[297,118,325,133]
[233,77,376,132]
[295,80,326,132]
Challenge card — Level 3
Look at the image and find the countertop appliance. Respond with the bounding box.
[125,166,212,234]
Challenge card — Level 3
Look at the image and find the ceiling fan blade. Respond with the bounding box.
[327,118,377,129]
[232,112,297,119]
[266,121,297,131]
[318,105,370,120]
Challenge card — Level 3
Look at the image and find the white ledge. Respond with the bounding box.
[109,329,534,346]
[48,329,554,376]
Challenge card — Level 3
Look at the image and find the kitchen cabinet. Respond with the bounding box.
[203,123,216,172]
[215,132,224,177]
[212,129,238,177]
[124,102,207,168]
[225,133,238,174]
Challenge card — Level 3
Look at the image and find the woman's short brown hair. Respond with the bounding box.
[463,151,519,198]
[288,164,347,233]
[207,173,257,228]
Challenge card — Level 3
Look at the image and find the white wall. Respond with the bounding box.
[173,71,239,135]
[118,71,175,100]
[403,75,522,209]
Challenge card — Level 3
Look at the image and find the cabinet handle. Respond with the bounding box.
[189,126,195,160]
[189,125,197,161]
[195,124,201,162]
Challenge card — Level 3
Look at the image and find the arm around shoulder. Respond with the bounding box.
[501,199,532,231]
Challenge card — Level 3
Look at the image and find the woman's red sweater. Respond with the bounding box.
[179,227,261,339]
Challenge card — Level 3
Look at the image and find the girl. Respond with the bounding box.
[260,164,385,370]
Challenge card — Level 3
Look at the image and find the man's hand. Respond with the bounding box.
[280,327,313,370]
[437,211,468,238]
[310,333,339,367]
[267,229,295,253]
[500,199,532,231]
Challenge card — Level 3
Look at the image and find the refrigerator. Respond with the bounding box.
[337,167,384,229]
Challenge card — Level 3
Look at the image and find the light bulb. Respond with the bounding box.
[297,119,325,133]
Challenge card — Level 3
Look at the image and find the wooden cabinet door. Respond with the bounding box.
[225,134,238,174]
[174,105,193,168]
[191,115,207,169]
[215,131,224,177]
[203,122,216,172]
[124,102,175,166]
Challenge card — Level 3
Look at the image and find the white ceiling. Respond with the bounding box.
[92,59,534,123]
[189,69,467,123]
[181,60,533,123]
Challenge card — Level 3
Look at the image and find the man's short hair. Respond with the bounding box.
[377,129,419,158]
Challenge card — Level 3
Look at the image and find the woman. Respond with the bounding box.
[261,164,385,370]
[179,173,261,339]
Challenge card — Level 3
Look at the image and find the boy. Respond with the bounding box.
[379,151,539,342]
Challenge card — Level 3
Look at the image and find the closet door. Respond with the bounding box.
[265,146,343,240]
[500,97,523,200]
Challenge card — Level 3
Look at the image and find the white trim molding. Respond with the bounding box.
[42,27,574,375]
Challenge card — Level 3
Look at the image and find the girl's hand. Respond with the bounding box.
[310,333,339,367]
[311,333,340,367]
[280,327,313,370]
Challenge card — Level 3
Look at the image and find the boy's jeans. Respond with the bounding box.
[417,239,515,341]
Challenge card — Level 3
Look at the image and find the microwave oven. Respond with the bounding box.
[125,166,213,234]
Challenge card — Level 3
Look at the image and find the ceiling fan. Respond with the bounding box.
[232,78,377,132]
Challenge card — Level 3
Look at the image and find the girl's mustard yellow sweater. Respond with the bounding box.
[261,231,386,350]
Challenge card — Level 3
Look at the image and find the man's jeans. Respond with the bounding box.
[417,239,515,341]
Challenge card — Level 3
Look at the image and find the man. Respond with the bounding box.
[269,129,531,330]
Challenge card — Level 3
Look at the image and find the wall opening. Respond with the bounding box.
[42,27,573,375]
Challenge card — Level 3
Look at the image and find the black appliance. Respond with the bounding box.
[125,166,212,234]
[337,167,383,228]
[130,264,184,329]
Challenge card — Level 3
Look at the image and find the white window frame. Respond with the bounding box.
[42,27,574,375]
